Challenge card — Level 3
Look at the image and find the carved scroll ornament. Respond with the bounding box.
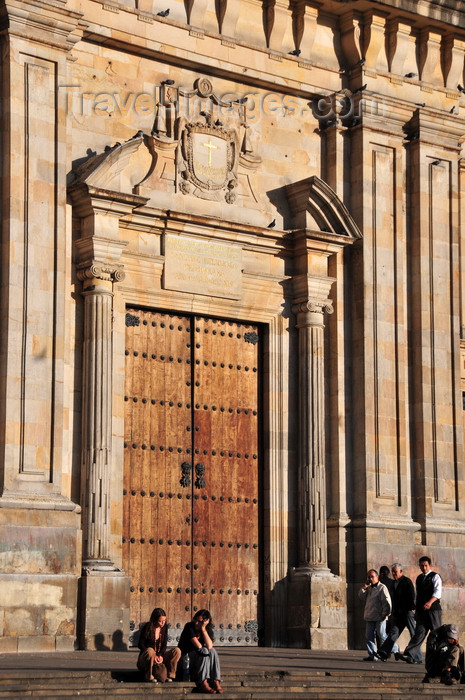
[292,300,334,317]
[77,263,125,284]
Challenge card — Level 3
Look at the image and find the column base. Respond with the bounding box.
[78,566,131,651]
[287,566,347,649]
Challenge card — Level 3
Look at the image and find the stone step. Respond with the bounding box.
[0,677,429,690]
[0,669,426,683]
[0,678,462,697]
[0,666,463,700]
[0,688,463,700]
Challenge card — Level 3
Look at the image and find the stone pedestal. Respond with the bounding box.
[78,568,131,651]
[287,567,347,649]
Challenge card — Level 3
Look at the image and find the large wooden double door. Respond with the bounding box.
[123,308,260,644]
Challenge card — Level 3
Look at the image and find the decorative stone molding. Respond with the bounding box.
[0,0,86,51]
[285,176,363,236]
[418,28,444,86]
[339,11,363,69]
[293,2,319,60]
[185,0,208,27]
[362,11,389,73]
[217,0,240,38]
[292,299,334,319]
[386,18,415,75]
[76,262,125,284]
[443,35,465,89]
[265,0,292,52]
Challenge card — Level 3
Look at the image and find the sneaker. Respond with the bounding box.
[422,674,431,684]
[375,651,388,661]
[363,656,377,661]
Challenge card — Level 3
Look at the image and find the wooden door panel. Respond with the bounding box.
[124,311,260,645]
[123,310,193,629]
[192,317,259,643]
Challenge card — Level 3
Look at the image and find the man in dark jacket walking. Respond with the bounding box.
[376,563,416,661]
[398,555,442,664]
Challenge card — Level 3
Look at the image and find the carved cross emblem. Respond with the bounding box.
[178,117,238,201]
[202,137,218,166]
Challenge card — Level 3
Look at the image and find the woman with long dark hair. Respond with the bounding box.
[178,609,223,693]
[137,607,181,683]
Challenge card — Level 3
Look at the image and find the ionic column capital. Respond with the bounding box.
[77,262,125,285]
[292,299,334,316]
[292,298,334,327]
[75,236,128,290]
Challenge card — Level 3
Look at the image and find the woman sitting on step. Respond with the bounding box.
[177,609,223,693]
[137,607,181,683]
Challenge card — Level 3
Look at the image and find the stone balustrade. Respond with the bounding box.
[99,0,465,88]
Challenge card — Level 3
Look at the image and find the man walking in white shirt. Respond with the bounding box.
[399,556,442,664]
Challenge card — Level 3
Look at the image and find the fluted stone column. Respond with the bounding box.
[70,181,148,650]
[287,279,347,650]
[293,298,333,572]
[74,235,131,650]
[78,263,124,568]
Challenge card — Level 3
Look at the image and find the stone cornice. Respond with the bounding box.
[404,107,465,149]
[78,0,465,110]
[68,183,149,219]
[361,0,465,27]
[0,0,86,51]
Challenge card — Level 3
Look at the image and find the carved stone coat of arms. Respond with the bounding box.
[177,115,239,203]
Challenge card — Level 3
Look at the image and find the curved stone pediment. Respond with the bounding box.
[285,176,362,238]
[70,133,152,195]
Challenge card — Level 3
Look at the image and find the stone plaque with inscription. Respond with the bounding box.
[164,234,242,299]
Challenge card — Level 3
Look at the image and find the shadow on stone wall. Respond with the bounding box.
[93,630,128,651]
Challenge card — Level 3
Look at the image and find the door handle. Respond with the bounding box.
[195,463,206,489]
[180,462,192,487]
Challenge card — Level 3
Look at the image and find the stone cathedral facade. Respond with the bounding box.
[1,0,465,652]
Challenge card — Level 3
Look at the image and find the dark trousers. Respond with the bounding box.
[379,610,416,658]
[404,608,442,663]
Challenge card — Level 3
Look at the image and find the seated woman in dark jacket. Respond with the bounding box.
[178,609,223,694]
[137,607,181,683]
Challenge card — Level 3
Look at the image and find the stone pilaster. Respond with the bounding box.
[287,228,349,650]
[405,110,465,532]
[76,260,125,568]
[75,243,130,650]
[292,297,333,571]
[70,185,147,650]
[288,290,347,649]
